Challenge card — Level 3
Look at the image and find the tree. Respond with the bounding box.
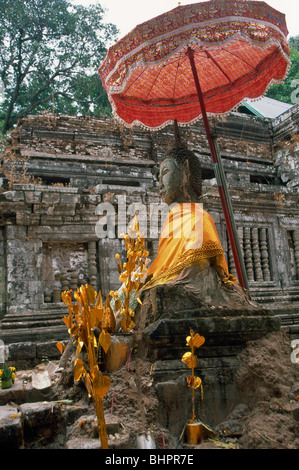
[266,36,299,104]
[0,0,118,133]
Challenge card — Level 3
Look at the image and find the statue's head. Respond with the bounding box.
[159,126,202,206]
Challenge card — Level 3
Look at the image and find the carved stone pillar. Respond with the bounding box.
[44,291,51,303]
[228,226,245,278]
[293,230,299,280]
[237,226,244,258]
[252,228,263,281]
[61,273,69,292]
[260,228,271,281]
[244,227,254,281]
[70,271,78,291]
[227,237,237,278]
[53,287,61,303]
[88,241,97,290]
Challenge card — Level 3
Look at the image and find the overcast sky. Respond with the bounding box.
[71,0,299,39]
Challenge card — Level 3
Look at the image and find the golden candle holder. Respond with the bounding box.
[185,421,203,445]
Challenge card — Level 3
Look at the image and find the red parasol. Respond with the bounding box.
[98,0,290,289]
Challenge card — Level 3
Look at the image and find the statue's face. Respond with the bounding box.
[159,158,185,206]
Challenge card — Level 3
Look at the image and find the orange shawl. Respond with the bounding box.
[144,203,235,290]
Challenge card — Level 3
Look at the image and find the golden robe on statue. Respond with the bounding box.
[144,202,236,290]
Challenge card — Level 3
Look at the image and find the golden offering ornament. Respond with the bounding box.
[61,284,112,449]
[110,214,150,333]
[182,329,205,424]
[59,214,149,448]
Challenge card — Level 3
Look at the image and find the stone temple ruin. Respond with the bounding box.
[0,106,299,448]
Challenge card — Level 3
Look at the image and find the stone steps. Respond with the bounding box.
[1,308,69,355]
[254,298,299,308]
[279,313,299,325]
[279,313,299,338]
[2,318,65,330]
[251,291,299,304]
[1,325,69,344]
[250,289,299,327]
[2,307,66,323]
[0,308,69,367]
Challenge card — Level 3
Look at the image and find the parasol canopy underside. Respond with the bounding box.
[99,0,290,129]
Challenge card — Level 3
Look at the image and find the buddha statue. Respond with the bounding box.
[143,124,237,293]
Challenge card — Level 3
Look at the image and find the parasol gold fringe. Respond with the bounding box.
[101,31,289,94]
[102,31,291,132]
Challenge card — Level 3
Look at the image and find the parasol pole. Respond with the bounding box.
[187,47,249,290]
[213,137,249,291]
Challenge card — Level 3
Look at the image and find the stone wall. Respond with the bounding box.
[0,227,6,318]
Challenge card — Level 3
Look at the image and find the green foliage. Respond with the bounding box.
[266,36,299,104]
[1,363,12,380]
[0,362,15,378]
[0,0,118,133]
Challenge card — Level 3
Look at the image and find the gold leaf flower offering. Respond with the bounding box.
[110,213,150,333]
[182,329,205,424]
[61,283,112,449]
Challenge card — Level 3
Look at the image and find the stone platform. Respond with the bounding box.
[134,267,281,433]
